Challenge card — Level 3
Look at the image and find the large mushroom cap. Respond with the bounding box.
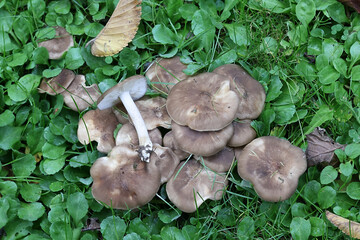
[213,64,266,120]
[38,26,74,59]
[166,72,239,131]
[146,57,190,94]
[62,75,101,111]
[172,121,234,157]
[166,159,228,213]
[38,69,75,95]
[97,75,147,110]
[236,136,307,202]
[77,108,119,153]
[163,131,190,160]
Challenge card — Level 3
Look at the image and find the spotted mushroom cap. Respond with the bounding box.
[166,159,228,213]
[213,64,266,120]
[172,121,234,157]
[236,136,307,202]
[38,26,74,59]
[166,72,239,131]
[146,56,190,94]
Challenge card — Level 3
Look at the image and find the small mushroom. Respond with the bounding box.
[97,75,152,162]
[166,72,239,131]
[62,75,101,111]
[146,56,190,94]
[227,120,257,147]
[38,26,74,59]
[213,64,266,120]
[38,69,75,95]
[152,144,180,184]
[166,159,228,213]
[236,136,307,202]
[163,131,190,160]
[171,121,234,156]
[77,108,119,153]
[195,147,235,172]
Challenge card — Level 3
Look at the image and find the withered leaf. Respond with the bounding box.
[326,211,360,239]
[82,218,101,231]
[305,127,345,167]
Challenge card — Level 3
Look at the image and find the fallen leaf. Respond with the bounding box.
[326,211,360,239]
[305,127,345,167]
[89,0,142,57]
[338,0,360,13]
[82,218,101,231]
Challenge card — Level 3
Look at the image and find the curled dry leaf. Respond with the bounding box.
[305,127,345,167]
[89,0,142,57]
[326,211,360,239]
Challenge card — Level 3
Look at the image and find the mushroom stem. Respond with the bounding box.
[119,91,153,162]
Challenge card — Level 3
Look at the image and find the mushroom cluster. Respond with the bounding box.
[75,56,307,212]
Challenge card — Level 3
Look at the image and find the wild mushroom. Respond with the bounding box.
[77,108,119,153]
[146,56,190,94]
[97,75,152,162]
[38,69,75,95]
[227,120,257,147]
[62,75,101,111]
[163,131,190,160]
[38,26,74,59]
[171,122,234,156]
[236,136,307,202]
[166,72,239,131]
[195,147,235,172]
[166,159,228,213]
[213,64,266,120]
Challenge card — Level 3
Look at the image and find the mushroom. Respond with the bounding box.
[146,56,190,94]
[227,120,257,147]
[163,131,190,160]
[97,75,152,162]
[77,108,119,153]
[172,121,234,157]
[213,64,266,120]
[62,75,101,111]
[38,26,74,59]
[152,144,180,184]
[166,159,228,213]
[236,136,307,202]
[38,69,75,95]
[166,72,239,131]
[195,147,235,172]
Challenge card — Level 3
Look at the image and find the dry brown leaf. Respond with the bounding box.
[326,211,360,239]
[305,127,345,167]
[89,0,142,57]
[338,0,360,13]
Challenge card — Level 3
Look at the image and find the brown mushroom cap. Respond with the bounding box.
[77,108,119,153]
[195,147,235,172]
[166,72,239,131]
[90,147,161,209]
[172,121,234,157]
[163,131,190,160]
[236,136,307,202]
[135,97,171,130]
[62,75,101,111]
[38,26,74,59]
[227,120,257,147]
[151,144,180,184]
[166,159,228,213]
[146,57,190,94]
[38,69,75,95]
[213,64,266,120]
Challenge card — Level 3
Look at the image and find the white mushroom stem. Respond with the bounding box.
[119,91,153,162]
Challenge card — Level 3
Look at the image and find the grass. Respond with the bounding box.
[1,0,360,239]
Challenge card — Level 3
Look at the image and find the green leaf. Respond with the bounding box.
[12,154,36,177]
[17,202,45,221]
[273,104,296,125]
[346,182,360,200]
[304,105,333,135]
[296,0,316,26]
[0,126,23,150]
[290,217,311,240]
[160,226,185,240]
[191,9,216,51]
[0,109,15,127]
[320,166,338,184]
[208,49,237,71]
[224,23,249,47]
[303,180,320,203]
[0,181,18,198]
[351,65,360,81]
[128,218,151,239]
[63,124,78,143]
[182,225,199,240]
[42,157,66,175]
[291,203,309,218]
[67,192,88,224]
[333,58,347,76]
[158,209,181,224]
[266,75,283,102]
[309,217,326,237]
[0,198,9,228]
[3,218,32,240]
[54,0,71,14]
[318,186,336,208]
[124,233,142,240]
[101,216,127,240]
[50,221,73,240]
[165,0,183,22]
[20,183,42,202]
[8,74,42,102]
[27,0,46,18]
[33,47,49,64]
[237,216,255,239]
[221,0,240,20]
[318,65,340,85]
[327,2,349,24]
[65,48,84,70]
[339,162,353,177]
[179,4,199,21]
[345,143,360,158]
[217,207,236,227]
[152,24,177,45]
[84,22,103,37]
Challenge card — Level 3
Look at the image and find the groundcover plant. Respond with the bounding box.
[1,0,360,239]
